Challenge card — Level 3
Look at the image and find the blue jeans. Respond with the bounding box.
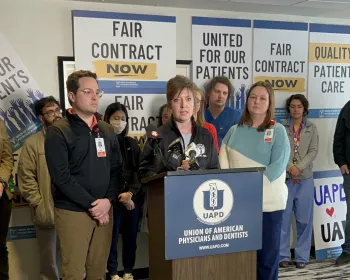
[280,177,314,263]
[107,200,140,275]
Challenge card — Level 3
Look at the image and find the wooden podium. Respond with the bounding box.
[142,168,264,280]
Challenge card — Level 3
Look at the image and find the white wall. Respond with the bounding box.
[1,0,350,108]
[1,0,349,278]
[0,0,347,173]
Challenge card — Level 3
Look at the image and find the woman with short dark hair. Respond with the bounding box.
[279,94,319,269]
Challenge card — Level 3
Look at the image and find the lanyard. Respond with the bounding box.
[291,119,303,154]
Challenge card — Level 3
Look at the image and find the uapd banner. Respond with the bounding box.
[253,20,308,120]
[0,33,43,151]
[192,17,252,111]
[308,24,350,118]
[73,10,176,136]
[313,172,346,260]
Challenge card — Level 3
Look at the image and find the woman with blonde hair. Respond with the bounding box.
[193,86,219,153]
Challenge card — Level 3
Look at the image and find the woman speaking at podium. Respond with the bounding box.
[219,81,290,280]
[138,75,219,180]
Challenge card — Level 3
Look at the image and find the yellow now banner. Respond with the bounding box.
[93,60,158,80]
[254,76,305,93]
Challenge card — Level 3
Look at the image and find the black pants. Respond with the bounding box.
[0,194,12,280]
[107,201,140,276]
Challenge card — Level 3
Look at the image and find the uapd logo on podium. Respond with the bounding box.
[193,179,234,225]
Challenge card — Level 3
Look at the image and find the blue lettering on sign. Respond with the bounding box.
[314,183,346,206]
[203,212,225,219]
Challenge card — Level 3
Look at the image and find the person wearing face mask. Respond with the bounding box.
[104,102,141,280]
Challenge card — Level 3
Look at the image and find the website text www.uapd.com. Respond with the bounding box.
[199,243,229,251]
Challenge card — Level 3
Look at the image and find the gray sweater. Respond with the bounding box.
[283,119,319,180]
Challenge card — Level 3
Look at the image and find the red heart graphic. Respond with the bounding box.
[326,207,335,217]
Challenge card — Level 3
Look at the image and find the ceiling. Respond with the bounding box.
[71,0,350,19]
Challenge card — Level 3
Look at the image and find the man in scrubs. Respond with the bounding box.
[204,76,242,147]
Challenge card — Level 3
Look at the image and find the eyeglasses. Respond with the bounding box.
[43,109,62,117]
[79,88,104,98]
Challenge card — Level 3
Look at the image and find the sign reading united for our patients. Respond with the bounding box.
[253,20,308,119]
[191,17,252,112]
[308,24,350,118]
[72,10,176,135]
[164,172,263,260]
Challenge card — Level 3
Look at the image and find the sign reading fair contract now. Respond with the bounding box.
[164,171,263,260]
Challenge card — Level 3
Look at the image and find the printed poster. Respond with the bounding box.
[253,20,308,120]
[0,33,43,151]
[73,10,176,136]
[164,172,263,260]
[192,17,252,111]
[308,24,350,118]
[313,172,346,260]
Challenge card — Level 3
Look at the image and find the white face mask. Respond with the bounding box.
[110,119,127,134]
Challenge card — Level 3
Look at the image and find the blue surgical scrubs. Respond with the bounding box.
[205,107,242,148]
[280,177,315,263]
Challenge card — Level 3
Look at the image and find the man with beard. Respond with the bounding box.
[18,96,62,280]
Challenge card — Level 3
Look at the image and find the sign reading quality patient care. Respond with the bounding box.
[73,10,176,135]
[192,17,252,111]
[308,24,350,118]
[253,20,308,120]
[164,172,262,260]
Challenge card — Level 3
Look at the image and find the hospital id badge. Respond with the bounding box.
[95,138,106,157]
[264,129,274,143]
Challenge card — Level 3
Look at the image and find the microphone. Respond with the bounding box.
[185,142,200,170]
[145,124,167,172]
[145,124,162,146]
[167,137,185,171]
[167,137,185,156]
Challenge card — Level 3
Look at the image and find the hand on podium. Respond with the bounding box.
[181,160,190,171]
